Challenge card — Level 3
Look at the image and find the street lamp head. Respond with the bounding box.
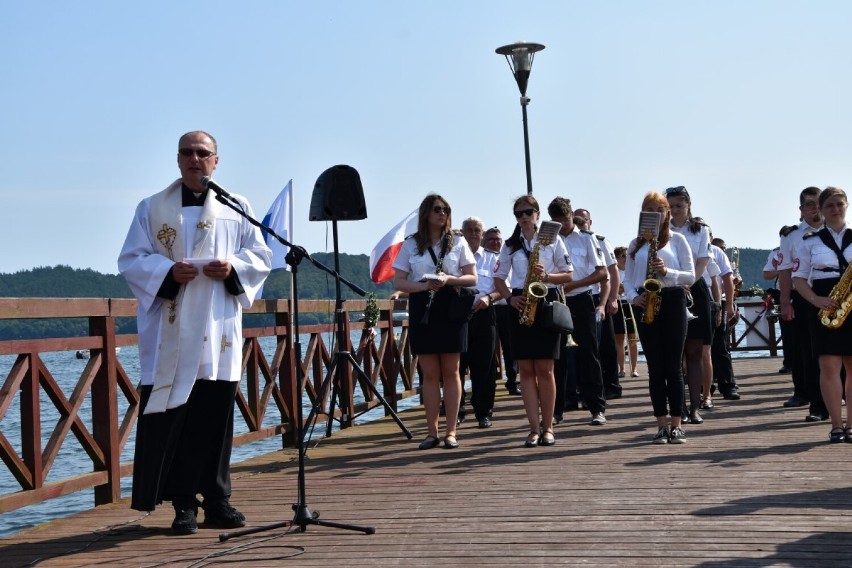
[496,41,545,96]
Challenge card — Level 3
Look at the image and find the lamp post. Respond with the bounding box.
[496,41,545,196]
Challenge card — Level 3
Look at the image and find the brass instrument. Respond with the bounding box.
[642,237,662,324]
[819,262,852,329]
[636,211,663,324]
[519,221,561,327]
[730,246,743,296]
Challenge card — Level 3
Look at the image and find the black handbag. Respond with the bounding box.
[447,287,478,322]
[540,300,574,333]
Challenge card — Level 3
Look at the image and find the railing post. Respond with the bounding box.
[90,314,120,506]
[20,353,42,492]
[278,306,298,448]
[338,306,355,429]
[379,305,397,413]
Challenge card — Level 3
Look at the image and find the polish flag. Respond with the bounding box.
[369,208,419,283]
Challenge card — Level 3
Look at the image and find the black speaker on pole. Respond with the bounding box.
[308,165,367,221]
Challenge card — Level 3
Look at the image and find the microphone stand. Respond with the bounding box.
[210,191,400,540]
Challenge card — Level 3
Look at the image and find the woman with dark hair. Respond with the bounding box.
[793,186,852,443]
[393,194,477,449]
[493,195,573,447]
[666,186,713,425]
[623,192,695,443]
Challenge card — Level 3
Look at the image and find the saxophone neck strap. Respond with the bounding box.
[817,227,851,272]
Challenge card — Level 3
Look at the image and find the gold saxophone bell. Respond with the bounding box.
[528,281,548,299]
[643,278,662,293]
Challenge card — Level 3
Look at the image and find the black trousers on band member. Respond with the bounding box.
[792,290,826,417]
[555,291,605,416]
[711,299,737,395]
[460,307,498,420]
[637,287,688,418]
[594,293,621,395]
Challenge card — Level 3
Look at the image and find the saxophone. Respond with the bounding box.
[819,262,852,329]
[642,237,662,324]
[518,233,553,327]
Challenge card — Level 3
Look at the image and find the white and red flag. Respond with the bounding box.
[369,208,419,283]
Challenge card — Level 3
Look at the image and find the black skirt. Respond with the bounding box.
[508,288,562,360]
[686,278,713,344]
[810,278,852,356]
[408,289,468,355]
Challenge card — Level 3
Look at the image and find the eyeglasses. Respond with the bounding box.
[513,208,538,218]
[432,206,451,215]
[178,148,216,159]
[665,186,688,197]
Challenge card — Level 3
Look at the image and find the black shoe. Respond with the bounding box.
[202,499,245,529]
[443,435,459,449]
[700,399,714,410]
[478,416,492,428]
[457,413,466,425]
[783,396,809,408]
[722,390,741,401]
[553,414,563,425]
[605,390,622,400]
[830,428,846,443]
[171,506,198,535]
[418,435,441,449]
[710,383,717,396]
[506,383,522,395]
[689,409,704,424]
[539,430,556,446]
[805,413,829,422]
[779,366,791,373]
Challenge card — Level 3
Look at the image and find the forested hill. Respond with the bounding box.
[0,249,773,340]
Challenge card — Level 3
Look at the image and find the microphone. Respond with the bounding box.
[200,176,235,201]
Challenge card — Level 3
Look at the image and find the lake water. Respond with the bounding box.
[0,318,777,538]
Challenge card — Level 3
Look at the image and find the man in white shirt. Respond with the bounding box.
[777,186,826,421]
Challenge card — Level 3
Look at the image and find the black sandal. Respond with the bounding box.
[829,427,845,443]
[845,427,852,443]
[443,434,459,449]
[525,432,540,447]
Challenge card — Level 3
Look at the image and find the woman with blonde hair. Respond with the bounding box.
[623,192,695,443]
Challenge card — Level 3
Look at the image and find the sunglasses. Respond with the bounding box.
[178,148,216,159]
[432,206,451,215]
[513,208,538,218]
[665,186,688,197]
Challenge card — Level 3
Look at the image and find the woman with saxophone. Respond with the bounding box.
[792,186,852,443]
[494,196,573,447]
[393,194,477,450]
[623,193,695,444]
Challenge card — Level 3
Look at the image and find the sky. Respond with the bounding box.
[3,1,852,276]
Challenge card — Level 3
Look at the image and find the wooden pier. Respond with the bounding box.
[3,356,852,567]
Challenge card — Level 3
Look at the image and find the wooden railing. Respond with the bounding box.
[0,297,414,514]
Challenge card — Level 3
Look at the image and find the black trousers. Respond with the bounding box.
[494,304,517,385]
[132,380,238,511]
[637,288,688,417]
[555,291,605,416]
[460,307,498,420]
[594,293,621,395]
[711,299,737,395]
[792,291,826,416]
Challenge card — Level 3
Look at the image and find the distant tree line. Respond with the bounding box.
[0,249,771,340]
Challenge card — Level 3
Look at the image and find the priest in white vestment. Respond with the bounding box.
[118,131,271,535]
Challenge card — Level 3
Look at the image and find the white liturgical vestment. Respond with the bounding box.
[118,179,272,414]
